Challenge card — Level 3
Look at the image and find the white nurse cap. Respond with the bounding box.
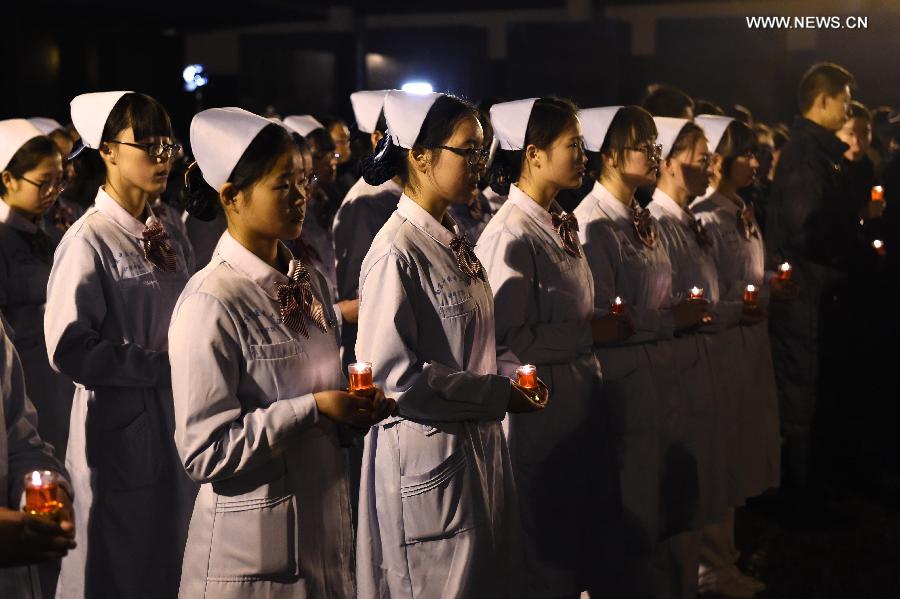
[490,98,538,151]
[578,106,624,152]
[70,91,132,150]
[653,117,690,159]
[283,115,325,138]
[694,115,734,154]
[190,107,274,191]
[0,119,46,171]
[28,117,64,136]
[351,90,390,134]
[384,90,443,149]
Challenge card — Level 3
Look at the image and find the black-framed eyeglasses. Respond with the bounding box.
[21,176,67,198]
[625,143,663,163]
[437,146,490,168]
[106,140,182,161]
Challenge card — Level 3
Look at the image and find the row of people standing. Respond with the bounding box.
[0,86,785,599]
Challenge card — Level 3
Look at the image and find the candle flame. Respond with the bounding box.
[779,262,791,272]
[614,296,623,305]
[29,471,42,487]
[873,239,884,249]
[690,286,703,296]
[348,362,372,374]
[746,284,756,292]
[519,364,536,374]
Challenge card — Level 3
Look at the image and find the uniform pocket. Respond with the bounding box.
[247,340,307,400]
[100,409,161,491]
[400,449,476,544]
[207,494,298,581]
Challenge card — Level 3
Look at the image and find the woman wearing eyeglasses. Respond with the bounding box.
[44,91,196,599]
[689,117,783,596]
[355,91,545,598]
[574,106,709,598]
[0,120,75,466]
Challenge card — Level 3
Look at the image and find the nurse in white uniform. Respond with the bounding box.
[170,107,394,599]
[476,97,608,599]
[0,120,74,460]
[44,91,196,599]
[0,318,75,599]
[691,116,782,595]
[332,90,399,368]
[355,90,546,598]
[649,116,725,599]
[574,106,708,598]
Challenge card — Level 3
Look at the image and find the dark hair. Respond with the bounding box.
[694,99,725,116]
[771,123,790,150]
[0,136,62,196]
[666,121,706,161]
[488,97,579,194]
[361,94,479,187]
[847,100,871,122]
[798,62,856,114]
[320,116,347,131]
[101,92,173,144]
[642,84,694,118]
[182,123,295,221]
[374,109,387,135]
[306,127,336,156]
[728,104,753,125]
[717,120,758,178]
[290,131,312,156]
[595,105,657,178]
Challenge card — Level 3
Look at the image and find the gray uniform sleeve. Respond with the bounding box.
[2,319,68,507]
[169,292,319,484]
[44,236,170,388]
[357,252,508,422]
[478,229,592,364]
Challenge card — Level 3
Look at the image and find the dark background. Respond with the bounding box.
[2,0,897,143]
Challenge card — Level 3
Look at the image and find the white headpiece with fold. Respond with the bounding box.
[351,90,390,134]
[579,106,624,152]
[653,117,690,159]
[28,118,64,136]
[70,91,131,149]
[0,119,45,171]
[191,107,274,191]
[490,98,538,151]
[283,115,325,138]
[384,90,443,149]
[694,115,734,154]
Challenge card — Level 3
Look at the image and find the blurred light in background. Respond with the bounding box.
[401,81,434,94]
[182,64,209,92]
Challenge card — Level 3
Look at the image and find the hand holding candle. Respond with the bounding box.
[509,364,549,411]
[743,284,759,308]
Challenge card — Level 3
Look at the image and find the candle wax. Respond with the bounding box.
[516,365,538,389]
[24,482,63,517]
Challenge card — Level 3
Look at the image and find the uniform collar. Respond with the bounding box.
[396,194,464,248]
[381,178,403,196]
[587,180,632,222]
[507,183,558,232]
[651,187,692,226]
[215,230,298,301]
[706,189,745,212]
[0,198,39,234]
[94,186,160,238]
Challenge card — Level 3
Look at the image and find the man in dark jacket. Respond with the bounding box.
[766,63,860,519]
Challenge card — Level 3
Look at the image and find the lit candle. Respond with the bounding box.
[516,364,538,389]
[777,262,792,281]
[348,362,374,392]
[610,296,626,315]
[743,284,759,307]
[871,185,885,202]
[24,471,63,517]
[873,239,886,257]
[689,286,704,301]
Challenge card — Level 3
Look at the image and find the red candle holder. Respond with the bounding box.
[743,284,759,308]
[610,296,626,316]
[873,239,887,257]
[777,262,792,282]
[24,471,63,517]
[871,185,885,202]
[348,362,374,393]
[688,286,705,301]
[516,364,538,390]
